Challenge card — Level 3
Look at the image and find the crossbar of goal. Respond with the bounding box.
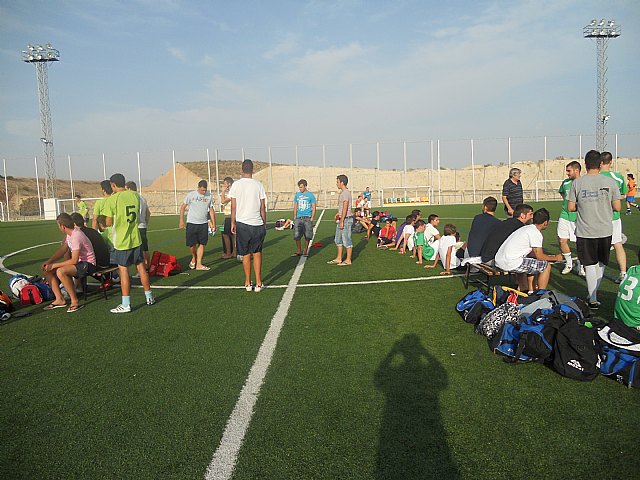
[56,197,103,215]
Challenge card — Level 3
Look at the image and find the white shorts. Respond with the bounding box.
[557,218,576,242]
[612,218,623,245]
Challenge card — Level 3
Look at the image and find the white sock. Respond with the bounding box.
[585,263,605,302]
[562,252,572,269]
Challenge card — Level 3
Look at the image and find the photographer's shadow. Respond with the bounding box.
[374,334,460,480]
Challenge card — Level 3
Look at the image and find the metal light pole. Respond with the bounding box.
[22,43,60,198]
[583,19,621,151]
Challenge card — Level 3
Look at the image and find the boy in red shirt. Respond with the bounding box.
[377,218,396,248]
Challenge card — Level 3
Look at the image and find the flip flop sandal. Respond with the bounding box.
[44,303,66,311]
[327,259,341,264]
[196,265,210,271]
[291,252,302,257]
[67,304,85,313]
[303,253,310,257]
[337,262,351,266]
[189,261,196,269]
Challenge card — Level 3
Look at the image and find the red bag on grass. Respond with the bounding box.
[148,251,182,277]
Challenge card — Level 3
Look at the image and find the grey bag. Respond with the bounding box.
[476,302,520,339]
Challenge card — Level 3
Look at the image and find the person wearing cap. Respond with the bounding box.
[501,168,523,217]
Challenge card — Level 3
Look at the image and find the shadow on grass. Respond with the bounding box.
[374,334,460,480]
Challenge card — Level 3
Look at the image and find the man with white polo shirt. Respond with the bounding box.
[557,161,584,276]
[600,151,628,283]
[230,159,267,292]
[495,208,562,293]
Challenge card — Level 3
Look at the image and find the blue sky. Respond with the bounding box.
[1,0,639,181]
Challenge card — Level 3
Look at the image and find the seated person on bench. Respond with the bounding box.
[466,196,501,260]
[70,212,111,268]
[42,213,97,313]
[480,203,533,265]
[494,208,562,293]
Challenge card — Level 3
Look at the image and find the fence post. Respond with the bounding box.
[137,152,142,194]
[403,140,407,192]
[172,150,178,214]
[102,153,107,180]
[376,141,380,207]
[321,144,326,208]
[437,140,442,205]
[578,135,582,160]
[214,148,220,209]
[544,136,548,184]
[35,157,42,218]
[68,155,75,201]
[471,138,476,204]
[268,146,273,210]
[508,137,512,168]
[3,159,10,221]
[615,134,618,170]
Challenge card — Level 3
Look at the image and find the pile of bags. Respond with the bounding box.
[456,286,640,388]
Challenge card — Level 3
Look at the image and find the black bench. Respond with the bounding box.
[463,262,517,293]
[83,265,120,300]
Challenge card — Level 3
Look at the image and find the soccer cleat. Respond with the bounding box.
[110,304,131,314]
[615,272,627,284]
[588,301,601,310]
[561,264,572,275]
[146,296,155,305]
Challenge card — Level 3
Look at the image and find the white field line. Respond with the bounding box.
[0,241,60,276]
[204,209,326,480]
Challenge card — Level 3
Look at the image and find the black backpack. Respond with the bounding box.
[552,315,602,382]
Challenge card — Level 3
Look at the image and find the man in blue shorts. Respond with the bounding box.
[291,179,317,257]
[327,174,353,266]
[179,180,216,271]
[230,159,267,292]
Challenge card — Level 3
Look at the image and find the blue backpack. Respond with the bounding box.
[597,321,640,388]
[455,289,494,325]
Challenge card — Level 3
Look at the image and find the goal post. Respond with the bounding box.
[535,180,564,202]
[56,197,103,215]
[379,185,433,207]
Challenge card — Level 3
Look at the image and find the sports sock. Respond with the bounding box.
[144,290,153,300]
[562,252,572,269]
[122,296,131,307]
[584,265,601,302]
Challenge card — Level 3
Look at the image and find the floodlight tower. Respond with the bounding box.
[21,43,60,198]
[583,19,621,151]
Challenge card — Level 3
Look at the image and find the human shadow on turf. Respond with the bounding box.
[374,334,460,480]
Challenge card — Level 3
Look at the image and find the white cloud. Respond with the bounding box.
[168,46,187,62]
[263,34,298,60]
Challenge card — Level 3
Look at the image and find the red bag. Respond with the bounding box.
[148,251,182,277]
[21,284,44,305]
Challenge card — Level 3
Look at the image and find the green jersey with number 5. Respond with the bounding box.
[104,190,141,251]
[615,265,640,328]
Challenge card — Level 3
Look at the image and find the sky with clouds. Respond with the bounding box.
[1,0,639,181]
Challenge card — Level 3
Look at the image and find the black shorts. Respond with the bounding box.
[371,225,381,237]
[576,236,612,267]
[186,223,208,247]
[139,228,149,252]
[75,261,97,279]
[110,245,145,267]
[222,217,233,238]
[236,222,266,256]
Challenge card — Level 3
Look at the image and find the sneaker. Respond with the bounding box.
[110,304,131,314]
[626,209,632,215]
[561,264,572,275]
[588,301,601,310]
[254,284,264,293]
[577,265,586,277]
[245,283,253,292]
[146,296,155,305]
[615,272,627,284]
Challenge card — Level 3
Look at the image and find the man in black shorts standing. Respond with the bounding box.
[502,168,523,217]
[567,150,621,309]
[230,160,267,292]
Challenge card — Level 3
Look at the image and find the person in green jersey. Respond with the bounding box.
[92,180,113,230]
[75,194,89,222]
[557,161,584,276]
[614,251,640,330]
[600,152,628,283]
[104,173,154,314]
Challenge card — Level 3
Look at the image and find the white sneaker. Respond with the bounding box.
[577,265,586,277]
[561,264,572,275]
[254,284,264,293]
[146,296,155,305]
[110,304,131,314]
[245,284,253,292]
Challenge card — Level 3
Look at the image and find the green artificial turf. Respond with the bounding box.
[1,203,639,479]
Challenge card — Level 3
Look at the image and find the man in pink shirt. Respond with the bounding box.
[42,212,97,313]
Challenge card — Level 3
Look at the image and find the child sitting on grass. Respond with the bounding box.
[424,223,465,275]
[389,215,416,254]
[377,218,396,248]
[411,220,428,263]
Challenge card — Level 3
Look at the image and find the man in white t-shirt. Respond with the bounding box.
[179,180,216,271]
[230,159,267,292]
[424,214,441,261]
[495,208,562,292]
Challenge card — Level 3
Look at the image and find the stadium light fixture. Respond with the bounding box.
[583,18,621,151]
